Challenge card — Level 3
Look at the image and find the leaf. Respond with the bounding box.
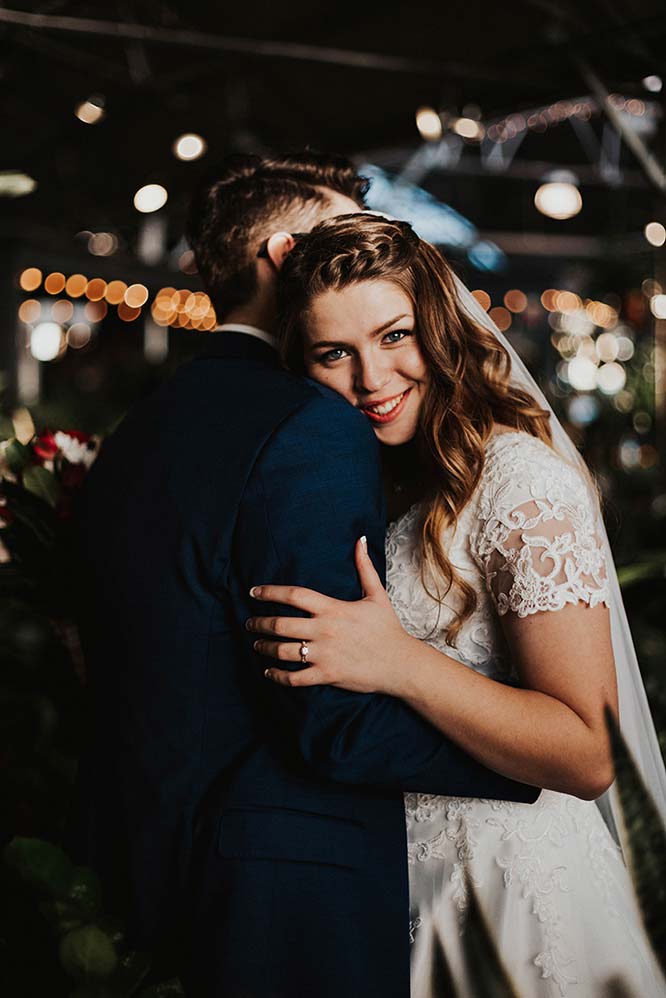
[4,836,74,897]
[4,438,32,475]
[462,877,520,998]
[616,554,666,588]
[59,925,118,981]
[430,923,457,997]
[22,464,61,508]
[605,707,666,977]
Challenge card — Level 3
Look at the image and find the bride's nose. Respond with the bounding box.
[354,352,392,395]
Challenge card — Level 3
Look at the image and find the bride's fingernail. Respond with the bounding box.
[249,586,258,598]
[360,535,367,549]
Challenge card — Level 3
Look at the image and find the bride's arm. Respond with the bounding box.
[249,538,618,800]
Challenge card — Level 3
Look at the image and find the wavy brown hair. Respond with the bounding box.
[278,214,552,644]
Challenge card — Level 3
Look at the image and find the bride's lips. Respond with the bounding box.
[359,388,412,425]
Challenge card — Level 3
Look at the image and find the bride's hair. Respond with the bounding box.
[278,214,552,643]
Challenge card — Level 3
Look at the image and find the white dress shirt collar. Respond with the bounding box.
[215,323,278,351]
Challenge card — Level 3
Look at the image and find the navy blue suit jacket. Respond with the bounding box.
[76,331,538,997]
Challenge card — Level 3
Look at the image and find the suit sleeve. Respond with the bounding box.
[232,391,539,801]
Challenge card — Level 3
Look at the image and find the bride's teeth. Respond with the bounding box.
[368,392,404,415]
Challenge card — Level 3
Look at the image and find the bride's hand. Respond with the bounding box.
[246,538,416,695]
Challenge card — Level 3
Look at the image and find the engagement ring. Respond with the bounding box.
[300,641,309,664]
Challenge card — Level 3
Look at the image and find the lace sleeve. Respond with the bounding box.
[472,439,611,619]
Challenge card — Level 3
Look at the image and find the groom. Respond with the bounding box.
[76,151,538,997]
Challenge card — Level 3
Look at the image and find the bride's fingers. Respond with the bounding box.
[264,666,327,688]
[249,584,328,614]
[245,616,316,640]
[354,536,388,601]
[252,638,310,662]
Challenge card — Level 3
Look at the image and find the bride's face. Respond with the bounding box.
[302,280,429,446]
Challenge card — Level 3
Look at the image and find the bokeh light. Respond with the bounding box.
[30,322,63,361]
[504,290,527,313]
[84,300,108,322]
[415,107,442,142]
[66,273,88,298]
[471,289,491,311]
[567,356,598,391]
[645,222,666,248]
[18,299,41,324]
[118,302,141,322]
[67,323,92,349]
[534,181,582,220]
[596,362,626,395]
[51,299,74,324]
[124,284,149,308]
[88,232,118,256]
[105,280,128,305]
[19,267,42,292]
[75,96,105,124]
[488,306,511,332]
[44,272,66,295]
[173,133,207,161]
[650,294,666,319]
[86,278,107,302]
[134,184,168,213]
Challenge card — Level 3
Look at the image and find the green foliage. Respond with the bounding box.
[59,925,119,980]
[23,462,61,507]
[4,836,74,897]
[605,707,666,978]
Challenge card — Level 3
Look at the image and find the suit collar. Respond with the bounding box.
[197,328,281,367]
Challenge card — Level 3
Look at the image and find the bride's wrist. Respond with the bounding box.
[382,633,422,698]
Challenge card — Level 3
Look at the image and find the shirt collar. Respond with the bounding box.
[215,323,278,351]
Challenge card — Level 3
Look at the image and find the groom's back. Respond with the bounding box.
[76,334,339,945]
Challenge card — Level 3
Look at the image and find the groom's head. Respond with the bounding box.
[186,151,367,325]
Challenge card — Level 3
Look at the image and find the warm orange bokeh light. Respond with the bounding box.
[488,306,512,332]
[18,299,41,324]
[118,302,141,322]
[66,273,88,298]
[555,291,582,314]
[52,299,74,323]
[44,272,66,295]
[105,280,128,305]
[19,268,43,292]
[540,289,559,312]
[84,300,108,322]
[124,283,149,308]
[86,278,107,302]
[504,289,527,313]
[471,289,491,311]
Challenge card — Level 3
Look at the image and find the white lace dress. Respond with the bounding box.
[385,432,665,998]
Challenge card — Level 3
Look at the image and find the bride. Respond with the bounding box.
[245,213,666,996]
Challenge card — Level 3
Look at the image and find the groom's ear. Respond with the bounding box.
[264,232,297,270]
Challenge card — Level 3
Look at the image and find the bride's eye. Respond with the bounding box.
[383,329,412,344]
[317,347,348,364]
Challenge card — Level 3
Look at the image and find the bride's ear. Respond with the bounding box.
[264,232,297,270]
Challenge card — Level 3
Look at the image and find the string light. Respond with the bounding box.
[124,284,149,308]
[44,272,66,295]
[504,290,527,313]
[19,268,42,292]
[85,278,107,302]
[18,299,41,324]
[66,274,88,297]
[30,322,63,361]
[488,306,511,332]
[471,290,491,311]
[104,280,128,305]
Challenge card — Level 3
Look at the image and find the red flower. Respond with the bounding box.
[64,430,93,445]
[33,430,59,462]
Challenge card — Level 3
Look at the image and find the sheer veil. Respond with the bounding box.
[455,275,666,848]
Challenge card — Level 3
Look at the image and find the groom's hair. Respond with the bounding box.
[186,151,368,321]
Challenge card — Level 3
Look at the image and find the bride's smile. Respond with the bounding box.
[302,280,429,446]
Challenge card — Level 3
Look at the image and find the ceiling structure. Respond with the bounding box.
[1,0,665,260]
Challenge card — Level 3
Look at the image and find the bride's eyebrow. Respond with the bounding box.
[310,314,412,351]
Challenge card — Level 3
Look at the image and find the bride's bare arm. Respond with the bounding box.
[248,538,618,800]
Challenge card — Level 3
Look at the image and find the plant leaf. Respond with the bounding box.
[22,464,60,508]
[605,707,666,977]
[4,438,32,474]
[4,836,74,897]
[462,877,520,998]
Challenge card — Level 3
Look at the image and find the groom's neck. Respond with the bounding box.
[222,291,276,336]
